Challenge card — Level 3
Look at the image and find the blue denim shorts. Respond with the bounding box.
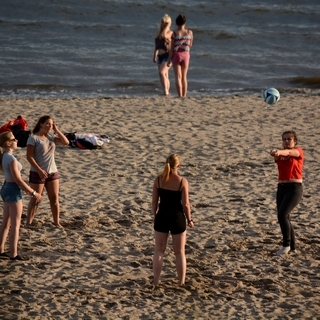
[0,181,23,203]
[157,52,169,65]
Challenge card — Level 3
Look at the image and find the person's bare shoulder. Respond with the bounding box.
[166,30,173,39]
[181,177,189,188]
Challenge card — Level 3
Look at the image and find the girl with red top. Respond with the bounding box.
[270,131,304,255]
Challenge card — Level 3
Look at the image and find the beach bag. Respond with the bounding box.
[0,121,12,134]
[64,132,105,150]
[64,132,77,148]
[10,115,30,148]
[13,129,31,148]
[10,115,29,131]
[0,115,29,133]
[75,137,103,150]
[0,115,31,147]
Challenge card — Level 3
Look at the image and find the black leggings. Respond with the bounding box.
[276,183,302,249]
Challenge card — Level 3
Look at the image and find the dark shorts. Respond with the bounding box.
[154,210,186,235]
[0,181,23,203]
[157,52,169,65]
[29,171,60,184]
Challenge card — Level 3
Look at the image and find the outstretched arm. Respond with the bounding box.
[270,148,300,158]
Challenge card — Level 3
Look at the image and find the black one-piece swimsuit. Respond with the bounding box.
[154,178,186,235]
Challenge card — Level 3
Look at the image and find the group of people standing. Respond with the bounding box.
[0,115,69,260]
[0,115,304,287]
[153,14,193,98]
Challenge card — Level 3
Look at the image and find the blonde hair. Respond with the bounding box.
[156,14,172,38]
[0,131,14,171]
[160,153,180,182]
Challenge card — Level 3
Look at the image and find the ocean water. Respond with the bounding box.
[1,0,320,98]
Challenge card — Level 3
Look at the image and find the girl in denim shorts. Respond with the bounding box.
[153,14,173,96]
[0,131,42,260]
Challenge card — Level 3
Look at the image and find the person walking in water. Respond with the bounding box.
[167,14,193,97]
[153,14,173,96]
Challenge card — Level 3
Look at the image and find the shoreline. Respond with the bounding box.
[0,85,320,101]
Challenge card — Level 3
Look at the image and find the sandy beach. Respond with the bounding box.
[0,95,320,319]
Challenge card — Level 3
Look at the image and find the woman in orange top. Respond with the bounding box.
[270,131,304,255]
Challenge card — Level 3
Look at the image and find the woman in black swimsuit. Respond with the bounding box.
[153,14,173,96]
[152,154,194,286]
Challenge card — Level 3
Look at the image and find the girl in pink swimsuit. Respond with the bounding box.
[167,14,193,97]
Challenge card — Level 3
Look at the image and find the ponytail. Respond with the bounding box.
[160,153,180,182]
[161,163,171,182]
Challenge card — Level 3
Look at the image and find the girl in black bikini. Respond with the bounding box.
[153,14,173,96]
[152,154,194,286]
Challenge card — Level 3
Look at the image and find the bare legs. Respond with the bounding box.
[0,201,23,258]
[46,179,61,227]
[153,230,187,286]
[173,62,189,97]
[27,179,62,227]
[172,231,187,285]
[26,182,44,226]
[158,62,171,95]
[153,231,167,286]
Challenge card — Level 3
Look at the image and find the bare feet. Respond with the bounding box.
[55,223,63,228]
[153,280,160,287]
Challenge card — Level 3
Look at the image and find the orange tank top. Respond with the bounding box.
[275,147,304,180]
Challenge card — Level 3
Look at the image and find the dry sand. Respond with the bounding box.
[0,95,320,319]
